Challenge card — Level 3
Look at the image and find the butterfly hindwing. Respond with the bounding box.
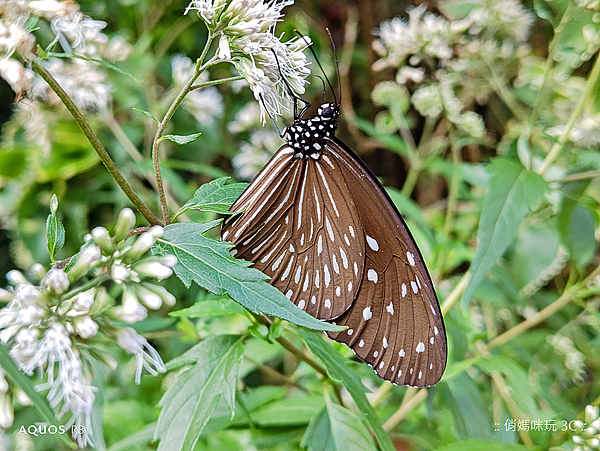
[325,138,447,387]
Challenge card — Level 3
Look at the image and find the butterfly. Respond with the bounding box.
[221,42,446,388]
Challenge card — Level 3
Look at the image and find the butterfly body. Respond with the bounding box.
[222,102,447,387]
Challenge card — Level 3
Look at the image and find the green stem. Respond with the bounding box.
[401,165,421,198]
[530,2,575,125]
[33,60,161,226]
[152,33,215,224]
[190,75,244,90]
[62,273,111,301]
[538,53,600,175]
[444,137,462,236]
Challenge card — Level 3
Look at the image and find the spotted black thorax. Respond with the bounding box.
[284,102,339,159]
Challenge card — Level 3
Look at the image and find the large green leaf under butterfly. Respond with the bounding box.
[222,103,447,387]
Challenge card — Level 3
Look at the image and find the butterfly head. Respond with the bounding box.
[285,102,340,160]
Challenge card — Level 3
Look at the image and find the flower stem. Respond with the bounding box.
[538,53,600,175]
[190,75,243,90]
[530,2,575,125]
[152,33,215,224]
[33,60,161,226]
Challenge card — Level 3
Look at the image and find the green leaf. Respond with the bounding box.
[133,108,159,123]
[557,177,597,268]
[301,397,377,451]
[173,177,248,219]
[301,331,395,451]
[46,194,65,261]
[170,299,248,318]
[156,222,343,332]
[159,133,202,145]
[444,373,492,439]
[47,52,142,83]
[155,335,244,451]
[462,159,548,307]
[436,440,534,451]
[251,396,324,426]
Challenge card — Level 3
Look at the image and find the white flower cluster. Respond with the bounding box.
[573,405,600,451]
[0,208,176,447]
[370,1,537,139]
[171,54,224,125]
[185,0,311,123]
[548,334,586,383]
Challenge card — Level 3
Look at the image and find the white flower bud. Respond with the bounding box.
[72,290,95,313]
[573,435,583,444]
[126,232,156,260]
[122,286,142,314]
[160,254,178,268]
[142,283,176,307]
[148,225,164,238]
[134,261,173,279]
[69,245,102,279]
[75,316,99,339]
[573,420,584,430]
[44,323,71,352]
[218,34,231,60]
[15,328,39,347]
[114,305,147,324]
[43,268,70,294]
[91,226,114,254]
[6,270,28,286]
[586,427,598,436]
[114,208,136,242]
[589,438,600,448]
[0,288,13,302]
[586,405,599,423]
[135,285,163,310]
[31,264,46,280]
[15,285,42,306]
[0,375,7,393]
[0,393,13,428]
[111,263,131,283]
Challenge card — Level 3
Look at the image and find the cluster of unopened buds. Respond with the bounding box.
[573,405,600,451]
[0,208,177,447]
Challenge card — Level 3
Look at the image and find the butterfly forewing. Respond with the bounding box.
[222,146,365,321]
[325,138,446,387]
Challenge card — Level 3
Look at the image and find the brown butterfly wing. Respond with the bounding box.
[324,138,447,387]
[222,145,365,321]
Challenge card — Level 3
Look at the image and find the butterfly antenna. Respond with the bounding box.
[310,73,328,103]
[326,28,342,107]
[269,48,309,119]
[295,29,337,106]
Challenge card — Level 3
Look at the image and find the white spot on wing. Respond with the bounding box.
[347,328,353,336]
[367,269,378,283]
[332,254,340,274]
[303,272,310,292]
[324,265,331,287]
[359,339,364,347]
[434,326,439,335]
[325,217,335,241]
[354,262,358,275]
[317,235,323,255]
[298,300,305,309]
[339,248,348,268]
[411,281,418,293]
[399,349,405,357]
[349,226,355,238]
[407,251,415,266]
[418,371,422,379]
[281,256,295,281]
[416,342,425,353]
[286,290,293,299]
[348,281,353,292]
[336,286,341,296]
[386,302,394,315]
[311,295,316,304]
[324,299,331,308]
[294,266,302,284]
[383,337,388,348]
[373,351,379,357]
[402,283,407,297]
[344,234,350,246]
[430,337,434,344]
[272,251,286,271]
[379,361,385,369]
[366,235,379,251]
[363,306,372,321]
[315,269,320,288]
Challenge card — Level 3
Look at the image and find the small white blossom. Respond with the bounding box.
[111,262,131,283]
[74,316,98,339]
[412,84,443,118]
[72,290,95,313]
[42,268,70,295]
[15,285,42,306]
[114,208,136,241]
[116,328,166,384]
[133,260,173,279]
